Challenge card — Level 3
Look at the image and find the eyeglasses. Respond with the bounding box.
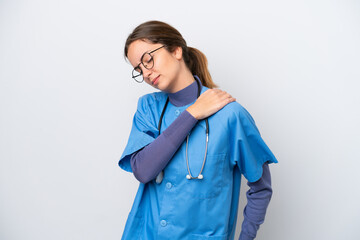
[132,45,165,83]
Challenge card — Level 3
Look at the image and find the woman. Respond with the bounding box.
[119,20,277,240]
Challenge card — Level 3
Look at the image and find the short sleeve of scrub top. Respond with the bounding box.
[119,95,159,173]
[227,103,278,182]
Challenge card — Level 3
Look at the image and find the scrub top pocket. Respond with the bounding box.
[183,153,226,199]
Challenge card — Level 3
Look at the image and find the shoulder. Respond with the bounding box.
[201,87,253,121]
[132,92,168,128]
[138,91,167,105]
[136,91,168,111]
[213,101,258,134]
[218,101,254,122]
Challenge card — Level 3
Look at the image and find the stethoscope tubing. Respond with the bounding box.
[156,77,209,182]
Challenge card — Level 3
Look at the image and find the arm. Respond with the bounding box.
[131,110,197,183]
[131,89,236,183]
[239,163,273,240]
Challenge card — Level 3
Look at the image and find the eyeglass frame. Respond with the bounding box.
[131,45,166,83]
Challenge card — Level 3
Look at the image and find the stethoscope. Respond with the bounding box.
[155,77,209,184]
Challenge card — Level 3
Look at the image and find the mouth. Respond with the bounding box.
[151,75,160,85]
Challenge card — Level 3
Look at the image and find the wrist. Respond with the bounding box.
[186,105,200,120]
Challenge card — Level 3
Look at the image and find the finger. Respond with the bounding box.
[222,92,232,99]
[219,90,232,97]
[220,97,236,107]
[217,92,232,101]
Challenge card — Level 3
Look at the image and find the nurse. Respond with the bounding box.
[119,20,278,240]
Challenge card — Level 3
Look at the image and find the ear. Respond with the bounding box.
[172,46,183,60]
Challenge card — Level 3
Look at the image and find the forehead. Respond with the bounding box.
[127,40,162,67]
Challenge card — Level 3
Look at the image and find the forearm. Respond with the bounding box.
[239,163,273,240]
[130,110,198,183]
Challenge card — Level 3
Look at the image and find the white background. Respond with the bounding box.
[1,0,359,239]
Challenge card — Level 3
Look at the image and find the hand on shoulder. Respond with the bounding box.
[186,89,236,120]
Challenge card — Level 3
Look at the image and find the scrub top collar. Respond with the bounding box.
[167,76,202,107]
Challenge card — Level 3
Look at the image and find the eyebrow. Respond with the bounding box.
[133,50,149,69]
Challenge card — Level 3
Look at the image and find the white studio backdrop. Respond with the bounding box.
[1,0,359,239]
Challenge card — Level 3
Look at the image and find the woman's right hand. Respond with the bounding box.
[186,89,236,120]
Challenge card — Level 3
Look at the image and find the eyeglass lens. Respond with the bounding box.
[132,67,143,83]
[141,53,154,69]
[132,54,154,82]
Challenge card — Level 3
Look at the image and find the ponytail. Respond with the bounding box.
[187,47,217,89]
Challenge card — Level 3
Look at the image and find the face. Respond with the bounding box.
[127,40,183,92]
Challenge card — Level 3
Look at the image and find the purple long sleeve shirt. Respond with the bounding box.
[130,80,272,240]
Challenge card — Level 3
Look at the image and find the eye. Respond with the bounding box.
[146,55,152,63]
[142,53,153,68]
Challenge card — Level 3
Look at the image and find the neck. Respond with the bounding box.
[168,76,201,107]
[166,64,195,93]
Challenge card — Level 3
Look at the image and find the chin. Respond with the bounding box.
[156,81,170,92]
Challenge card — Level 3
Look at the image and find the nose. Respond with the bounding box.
[141,66,152,81]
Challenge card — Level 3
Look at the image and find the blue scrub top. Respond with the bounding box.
[119,86,277,240]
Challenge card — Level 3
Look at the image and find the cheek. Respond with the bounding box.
[155,54,174,72]
[144,78,151,84]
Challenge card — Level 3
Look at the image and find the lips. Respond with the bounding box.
[151,75,160,85]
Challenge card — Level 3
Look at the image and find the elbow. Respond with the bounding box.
[247,179,273,202]
[267,187,273,201]
[261,183,273,200]
[133,170,152,184]
[263,185,273,203]
[248,186,273,201]
[130,151,157,184]
[130,160,153,184]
